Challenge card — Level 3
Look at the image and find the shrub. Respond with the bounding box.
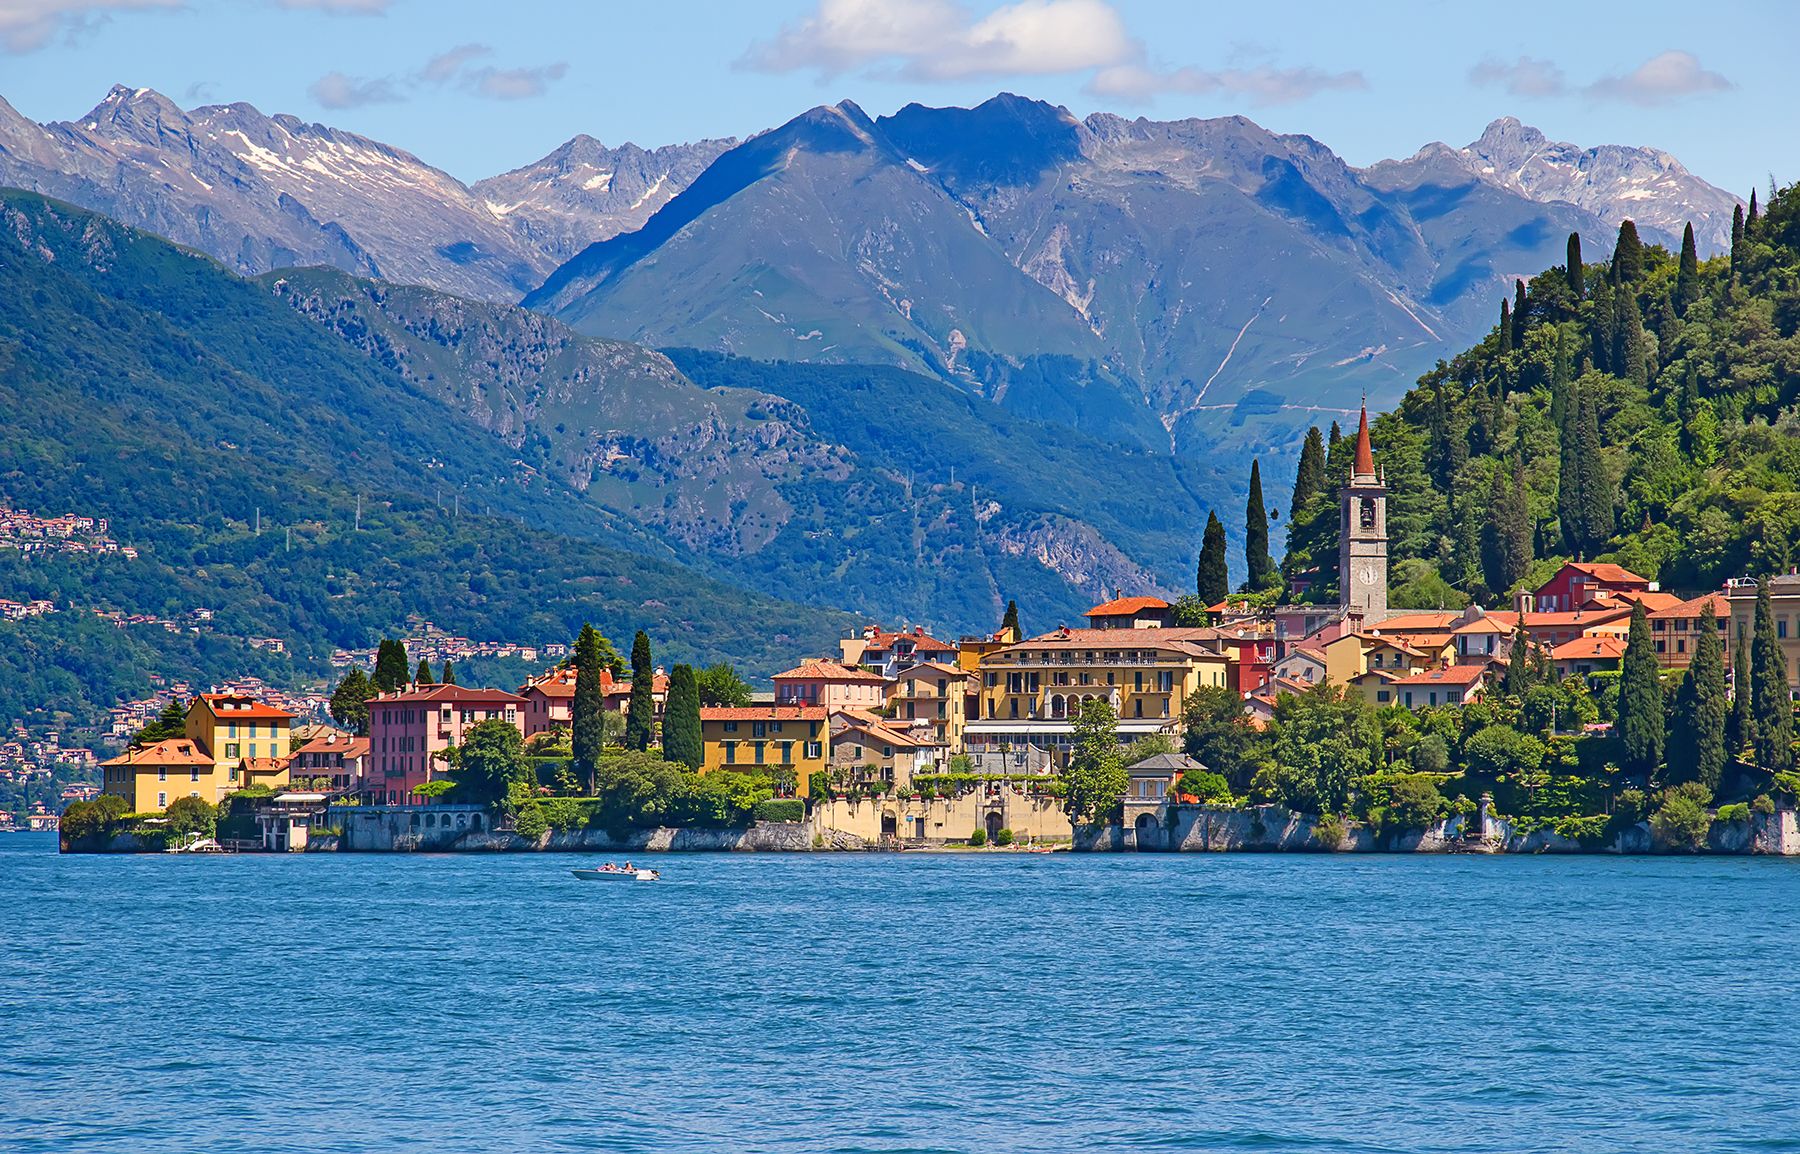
[163,796,217,841]
[1753,794,1776,815]
[1409,734,1450,774]
[1614,789,1647,824]
[1177,767,1232,804]
[1715,802,1751,824]
[752,798,804,823]
[1312,813,1345,851]
[968,828,987,847]
[540,797,590,832]
[1651,782,1712,852]
[513,804,549,840]
[995,828,1015,846]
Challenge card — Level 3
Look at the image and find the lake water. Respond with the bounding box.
[3,833,1799,1152]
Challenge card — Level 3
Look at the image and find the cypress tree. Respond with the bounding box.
[1675,222,1700,315]
[1197,511,1229,604]
[1325,421,1344,474]
[1576,384,1612,554]
[1617,602,1664,782]
[1566,232,1585,296]
[1751,577,1795,771]
[1505,623,1533,697]
[625,630,655,752]
[1513,278,1529,343]
[1498,299,1513,354]
[1615,290,1648,387]
[572,623,606,792]
[1480,463,1532,597]
[1291,426,1326,516]
[1730,203,1745,280]
[1687,602,1729,790]
[1001,599,1020,637]
[661,664,703,770]
[415,658,433,686]
[1557,378,1583,555]
[1610,219,1644,284]
[1589,278,1615,374]
[1729,634,1756,758]
[372,639,409,693]
[1747,188,1759,233]
[1243,459,1274,591]
[441,661,456,685]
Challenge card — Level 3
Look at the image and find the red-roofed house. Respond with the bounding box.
[1084,596,1173,630]
[292,733,370,793]
[366,685,526,804]
[841,625,958,679]
[1648,593,1729,671]
[1386,663,1491,710]
[1533,561,1653,612]
[774,660,888,710]
[1551,637,1629,682]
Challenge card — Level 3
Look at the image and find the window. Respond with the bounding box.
[779,742,793,764]
[724,741,736,765]
[158,768,167,782]
[724,720,739,733]
[754,742,766,765]
[1377,690,1391,703]
[158,792,167,807]
[752,721,767,738]
[190,768,200,782]
[806,742,822,759]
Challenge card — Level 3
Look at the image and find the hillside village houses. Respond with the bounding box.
[90,407,1800,829]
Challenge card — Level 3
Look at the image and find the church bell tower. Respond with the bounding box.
[1340,404,1388,622]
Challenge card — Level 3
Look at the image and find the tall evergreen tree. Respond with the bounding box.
[1197,512,1229,604]
[1729,634,1757,758]
[1751,577,1796,771]
[1730,203,1746,280]
[1325,421,1344,474]
[372,639,409,693]
[572,623,606,792]
[1291,426,1326,516]
[1513,278,1529,343]
[1243,459,1275,591]
[1557,378,1583,555]
[1610,219,1644,284]
[1505,623,1533,697]
[1566,232,1585,296]
[1615,290,1648,387]
[1669,601,1728,791]
[1675,222,1701,315]
[1588,278,1615,373]
[625,630,655,752]
[1481,463,1532,597]
[441,661,455,685]
[415,658,434,686]
[1576,384,1613,554]
[1001,600,1020,638]
[1617,602,1664,782]
[1747,188,1759,233]
[661,664,703,770]
[1498,298,1513,354]
[329,668,373,735]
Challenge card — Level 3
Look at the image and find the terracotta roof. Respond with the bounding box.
[1370,612,1463,632]
[1520,608,1631,628]
[864,627,956,653]
[836,719,940,749]
[1353,404,1375,476]
[1086,595,1172,617]
[240,756,292,774]
[895,660,970,679]
[372,685,526,705]
[1390,665,1489,688]
[103,739,211,767]
[1552,637,1629,661]
[774,660,888,684]
[525,680,577,699]
[196,694,294,720]
[297,734,370,758]
[1617,591,1685,614]
[1564,561,1650,585]
[1649,594,1729,621]
[1003,627,1227,658]
[701,706,827,722]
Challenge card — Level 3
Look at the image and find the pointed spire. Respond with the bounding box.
[1353,402,1375,478]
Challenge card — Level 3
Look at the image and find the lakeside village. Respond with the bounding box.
[55,413,1800,855]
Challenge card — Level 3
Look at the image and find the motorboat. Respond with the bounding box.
[571,864,659,882]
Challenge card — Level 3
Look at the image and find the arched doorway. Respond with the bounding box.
[985,811,1003,841]
[1134,811,1160,851]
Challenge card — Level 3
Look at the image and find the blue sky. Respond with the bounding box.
[0,0,1788,194]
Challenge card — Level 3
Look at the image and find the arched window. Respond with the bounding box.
[1360,496,1376,529]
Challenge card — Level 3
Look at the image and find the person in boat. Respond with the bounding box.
[623,860,634,872]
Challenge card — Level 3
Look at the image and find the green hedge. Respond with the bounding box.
[753,798,804,823]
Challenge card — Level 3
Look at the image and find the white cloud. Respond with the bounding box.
[1585,50,1730,106]
[308,69,403,109]
[1468,55,1567,99]
[421,42,492,85]
[464,62,568,100]
[915,0,1137,81]
[0,0,181,53]
[1091,63,1367,106]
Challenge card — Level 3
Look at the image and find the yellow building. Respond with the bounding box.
[185,693,296,769]
[699,705,829,794]
[100,738,221,812]
[967,626,1231,759]
[886,661,970,751]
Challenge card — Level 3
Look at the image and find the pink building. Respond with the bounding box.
[365,685,525,804]
[518,668,577,737]
[773,660,888,710]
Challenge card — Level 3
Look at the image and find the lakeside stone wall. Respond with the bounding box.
[1079,804,1800,855]
[328,807,865,852]
[811,792,1071,845]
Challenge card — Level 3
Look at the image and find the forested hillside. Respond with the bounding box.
[0,191,852,729]
[1280,184,1800,605]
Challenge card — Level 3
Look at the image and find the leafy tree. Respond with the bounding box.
[661,664,703,770]
[1409,733,1450,774]
[1243,459,1275,592]
[1064,698,1125,825]
[571,623,606,793]
[163,795,217,841]
[695,663,753,708]
[1182,685,1263,793]
[625,630,656,752]
[1463,724,1545,785]
[1169,594,1211,627]
[1751,577,1796,772]
[372,639,410,693]
[444,719,530,806]
[1256,685,1380,815]
[328,668,373,736]
[1566,232,1584,296]
[1176,767,1232,804]
[415,658,434,686]
[1651,781,1713,852]
[1617,603,1664,782]
[1557,378,1583,555]
[1376,774,1446,834]
[1196,511,1229,604]
[1001,600,1020,638]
